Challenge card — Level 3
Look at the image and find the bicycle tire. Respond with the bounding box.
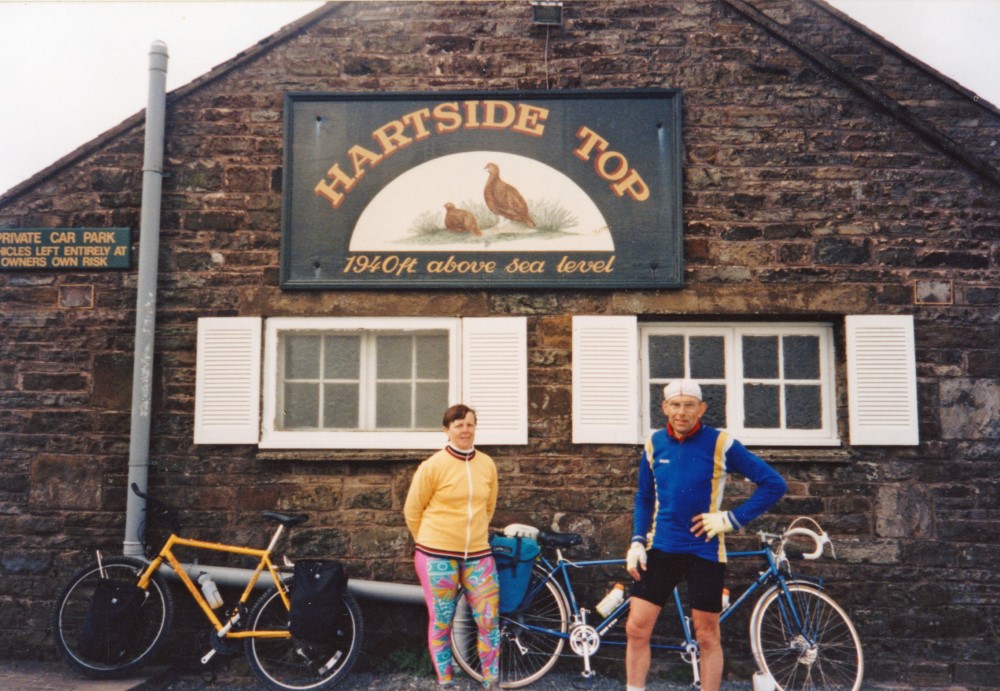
[451,564,569,689]
[51,555,173,679]
[245,586,363,690]
[750,582,864,691]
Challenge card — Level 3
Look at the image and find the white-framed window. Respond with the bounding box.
[573,315,918,447]
[195,316,527,449]
[262,317,461,449]
[639,323,838,446]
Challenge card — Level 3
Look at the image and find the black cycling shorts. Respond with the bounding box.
[629,550,726,613]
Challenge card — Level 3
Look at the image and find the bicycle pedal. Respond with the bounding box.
[208,633,243,658]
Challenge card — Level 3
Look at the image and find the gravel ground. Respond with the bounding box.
[155,668,754,690]
[342,671,754,689]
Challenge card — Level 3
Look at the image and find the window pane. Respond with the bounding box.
[786,385,821,429]
[416,335,449,379]
[690,336,725,379]
[324,335,360,379]
[783,335,820,380]
[648,336,684,379]
[377,382,411,428]
[701,384,727,429]
[285,335,320,379]
[744,384,779,428]
[416,382,449,428]
[648,383,665,427]
[283,382,318,428]
[323,383,359,429]
[377,336,413,379]
[743,336,778,379]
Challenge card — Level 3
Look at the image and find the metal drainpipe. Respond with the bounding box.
[119,42,423,606]
[153,562,424,605]
[123,41,169,556]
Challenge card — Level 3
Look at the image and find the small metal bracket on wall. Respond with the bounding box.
[914,279,953,305]
[58,284,94,309]
[531,1,563,26]
[531,1,563,89]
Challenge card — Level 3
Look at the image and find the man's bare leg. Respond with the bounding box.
[625,597,662,688]
[692,608,723,691]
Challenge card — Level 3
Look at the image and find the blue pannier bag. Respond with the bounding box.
[489,534,541,613]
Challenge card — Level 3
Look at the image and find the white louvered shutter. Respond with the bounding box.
[462,317,528,445]
[572,315,639,444]
[194,317,262,444]
[846,314,919,446]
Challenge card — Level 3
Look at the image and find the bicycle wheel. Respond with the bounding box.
[750,582,863,691]
[245,586,363,690]
[451,565,569,689]
[52,555,173,679]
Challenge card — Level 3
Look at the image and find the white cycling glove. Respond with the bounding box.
[699,511,736,539]
[626,542,647,572]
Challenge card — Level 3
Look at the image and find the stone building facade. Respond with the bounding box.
[1,1,998,686]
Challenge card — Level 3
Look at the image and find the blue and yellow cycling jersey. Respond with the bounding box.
[631,424,787,563]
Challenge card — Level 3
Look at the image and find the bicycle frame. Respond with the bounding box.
[522,541,826,655]
[136,529,292,641]
[459,521,860,690]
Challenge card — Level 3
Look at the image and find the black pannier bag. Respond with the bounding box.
[289,559,348,642]
[79,579,146,662]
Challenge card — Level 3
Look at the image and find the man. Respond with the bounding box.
[625,379,787,691]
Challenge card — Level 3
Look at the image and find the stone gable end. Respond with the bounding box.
[1,1,998,685]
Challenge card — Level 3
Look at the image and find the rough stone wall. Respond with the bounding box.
[1,1,999,685]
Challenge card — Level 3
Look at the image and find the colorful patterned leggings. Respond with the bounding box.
[414,551,500,686]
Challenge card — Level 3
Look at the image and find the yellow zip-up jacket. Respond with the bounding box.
[404,446,498,558]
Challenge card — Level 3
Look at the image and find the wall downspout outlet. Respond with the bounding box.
[124,41,168,557]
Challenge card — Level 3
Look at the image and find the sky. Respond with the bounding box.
[1,0,999,197]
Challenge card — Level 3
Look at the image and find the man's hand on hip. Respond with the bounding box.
[692,511,735,540]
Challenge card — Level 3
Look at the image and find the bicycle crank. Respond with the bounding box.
[569,623,600,657]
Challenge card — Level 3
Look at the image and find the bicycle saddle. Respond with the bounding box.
[537,529,582,549]
[261,511,309,527]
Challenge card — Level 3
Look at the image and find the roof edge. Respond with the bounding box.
[0,2,338,210]
[814,0,1000,115]
[4,0,999,209]
[722,0,1000,189]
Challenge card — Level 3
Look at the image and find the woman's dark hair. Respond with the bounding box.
[442,404,477,428]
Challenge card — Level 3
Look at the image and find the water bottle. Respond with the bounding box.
[199,573,224,609]
[722,587,731,610]
[595,583,625,617]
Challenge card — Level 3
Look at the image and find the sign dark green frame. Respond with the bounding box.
[281,89,683,289]
[0,228,131,271]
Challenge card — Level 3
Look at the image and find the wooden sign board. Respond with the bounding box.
[281,90,683,290]
[0,228,131,270]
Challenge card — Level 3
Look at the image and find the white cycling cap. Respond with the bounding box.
[663,379,702,401]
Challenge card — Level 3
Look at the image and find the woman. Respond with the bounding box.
[404,404,500,689]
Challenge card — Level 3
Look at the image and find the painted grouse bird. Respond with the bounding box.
[443,203,482,236]
[483,162,535,228]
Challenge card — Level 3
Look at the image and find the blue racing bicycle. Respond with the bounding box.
[450,517,862,690]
